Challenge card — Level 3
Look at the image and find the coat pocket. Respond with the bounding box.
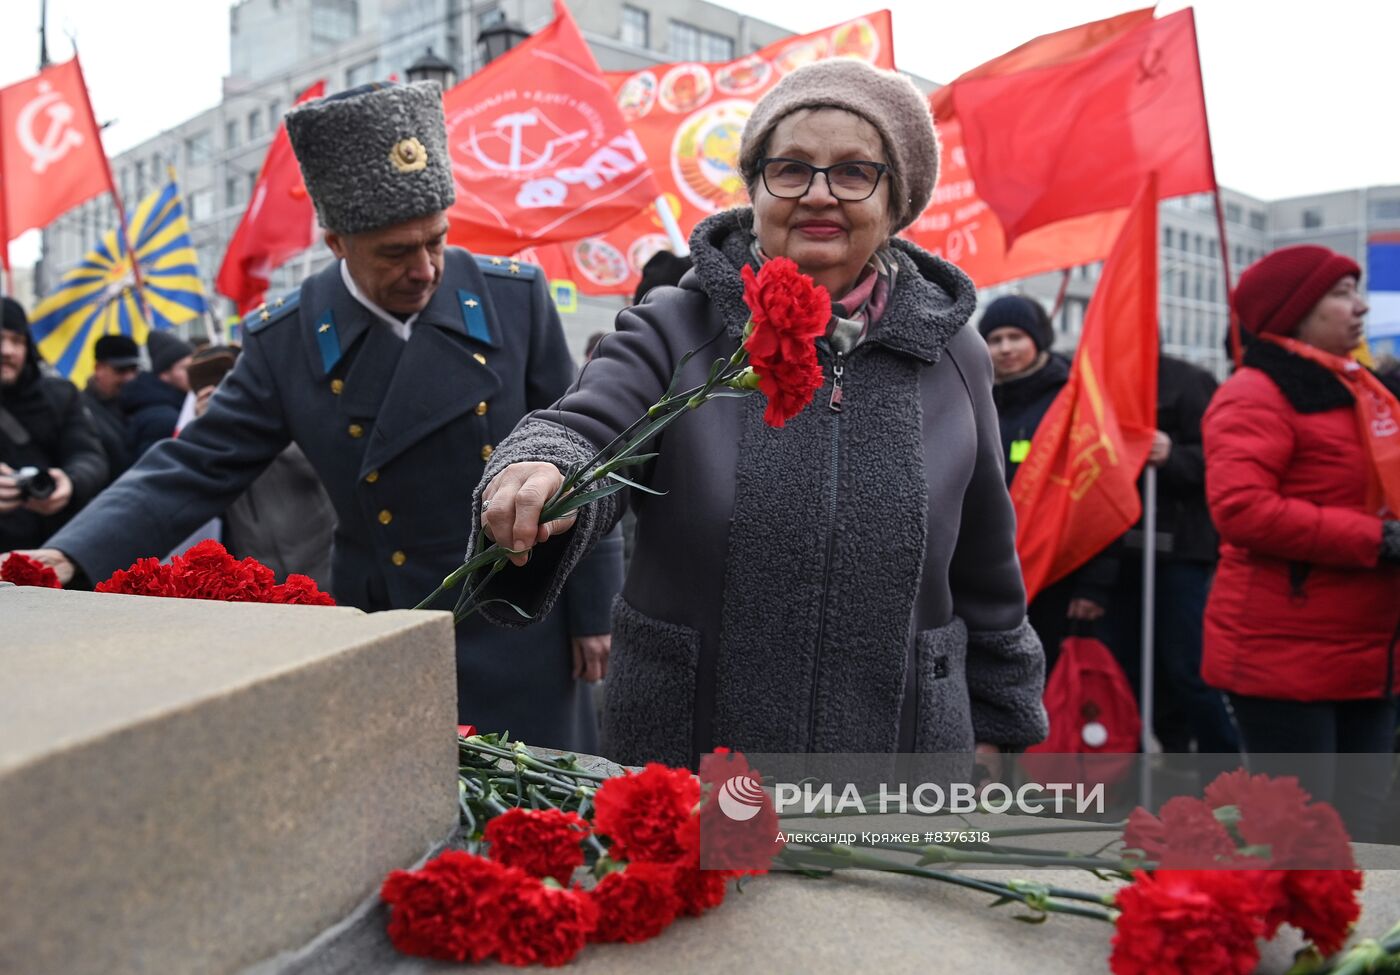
[914,616,975,753]
[600,596,700,768]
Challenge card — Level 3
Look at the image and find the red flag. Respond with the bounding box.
[216,81,325,313]
[1010,177,1159,602]
[443,0,661,255]
[0,57,112,243]
[953,10,1213,244]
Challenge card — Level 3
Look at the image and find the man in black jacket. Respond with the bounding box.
[1105,353,1238,754]
[81,334,140,479]
[121,329,193,462]
[0,297,108,551]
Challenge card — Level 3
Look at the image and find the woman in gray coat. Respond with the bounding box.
[473,59,1047,769]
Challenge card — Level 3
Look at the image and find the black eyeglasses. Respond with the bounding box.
[758,157,889,202]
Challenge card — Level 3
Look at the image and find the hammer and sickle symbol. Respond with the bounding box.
[17,82,85,175]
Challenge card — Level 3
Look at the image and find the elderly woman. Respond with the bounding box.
[472,60,1046,768]
[1203,245,1400,838]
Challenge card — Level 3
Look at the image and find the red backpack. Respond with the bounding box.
[1024,636,1141,787]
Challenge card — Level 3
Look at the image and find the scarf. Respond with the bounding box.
[1261,334,1400,516]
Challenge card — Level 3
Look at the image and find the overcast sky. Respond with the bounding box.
[3,0,1396,265]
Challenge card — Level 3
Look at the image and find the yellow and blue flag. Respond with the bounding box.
[30,177,207,388]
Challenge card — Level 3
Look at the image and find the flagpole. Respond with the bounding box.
[653,195,689,257]
[1139,465,1158,798]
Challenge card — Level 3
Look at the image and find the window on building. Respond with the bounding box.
[134,160,146,194]
[1208,274,1218,302]
[184,131,212,168]
[621,5,650,48]
[248,109,263,140]
[1194,233,1203,255]
[1248,210,1266,232]
[1225,202,1242,224]
[1164,226,1173,250]
[1370,199,1400,222]
[1302,207,1324,229]
[1208,238,1217,259]
[268,99,283,129]
[346,58,378,88]
[188,188,213,222]
[1194,274,1202,301]
[225,118,239,149]
[1177,271,1187,298]
[1233,245,1244,268]
[225,176,240,209]
[310,0,357,44]
[668,20,732,61]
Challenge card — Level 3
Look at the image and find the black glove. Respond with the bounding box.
[1382,520,1400,563]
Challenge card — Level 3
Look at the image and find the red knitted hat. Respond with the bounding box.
[1232,245,1362,337]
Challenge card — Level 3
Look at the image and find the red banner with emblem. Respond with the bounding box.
[442,0,662,256]
[528,11,895,296]
[0,57,113,246]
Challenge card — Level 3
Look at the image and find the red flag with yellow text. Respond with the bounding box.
[442,0,661,255]
[953,9,1213,245]
[1011,177,1159,602]
[216,80,325,314]
[0,57,112,244]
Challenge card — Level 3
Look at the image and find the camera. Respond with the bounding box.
[14,466,56,502]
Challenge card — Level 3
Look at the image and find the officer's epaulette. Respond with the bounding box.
[475,254,538,281]
[242,289,302,335]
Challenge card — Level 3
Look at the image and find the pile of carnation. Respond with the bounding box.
[1,552,61,588]
[95,539,335,605]
[1111,770,1364,975]
[381,753,779,967]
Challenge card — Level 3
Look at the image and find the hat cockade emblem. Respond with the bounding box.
[390,137,428,174]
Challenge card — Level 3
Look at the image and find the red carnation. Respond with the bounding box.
[1110,869,1273,975]
[96,556,181,596]
[588,862,681,943]
[666,814,737,916]
[493,878,598,967]
[267,573,336,605]
[1,552,61,588]
[1272,869,1363,956]
[485,808,589,885]
[1123,796,1239,868]
[1204,769,1311,812]
[740,257,831,428]
[593,763,701,864]
[174,540,277,601]
[380,850,517,963]
[698,749,783,873]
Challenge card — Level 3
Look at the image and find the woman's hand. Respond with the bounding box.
[481,462,576,566]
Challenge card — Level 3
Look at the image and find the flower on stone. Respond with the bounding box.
[1110,869,1274,975]
[380,850,517,963]
[593,763,701,864]
[1,552,61,588]
[588,861,681,943]
[740,256,831,428]
[485,807,589,885]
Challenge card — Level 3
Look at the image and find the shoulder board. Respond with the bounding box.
[242,289,302,335]
[475,254,539,281]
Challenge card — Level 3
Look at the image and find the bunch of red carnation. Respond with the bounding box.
[1112,770,1364,974]
[741,256,831,428]
[95,539,334,605]
[382,752,782,966]
[1,552,62,588]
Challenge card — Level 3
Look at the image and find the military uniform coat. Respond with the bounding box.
[48,249,622,751]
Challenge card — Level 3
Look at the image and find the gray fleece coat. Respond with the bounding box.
[473,210,1047,768]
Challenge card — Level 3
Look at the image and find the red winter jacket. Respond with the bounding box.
[1201,345,1400,702]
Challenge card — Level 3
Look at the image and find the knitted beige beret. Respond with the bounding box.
[738,59,938,233]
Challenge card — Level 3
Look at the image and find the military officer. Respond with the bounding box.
[11,81,622,752]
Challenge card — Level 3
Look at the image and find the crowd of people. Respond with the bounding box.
[3,64,1398,838]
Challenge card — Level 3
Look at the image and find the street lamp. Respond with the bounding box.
[478,20,530,65]
[406,47,457,90]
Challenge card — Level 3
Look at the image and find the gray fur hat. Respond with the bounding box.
[738,59,938,234]
[285,81,455,235]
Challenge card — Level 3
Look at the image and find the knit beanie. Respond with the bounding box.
[146,329,194,376]
[1233,245,1362,337]
[2,296,29,337]
[738,59,938,234]
[977,295,1053,352]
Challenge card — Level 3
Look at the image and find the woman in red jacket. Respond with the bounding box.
[1203,245,1400,840]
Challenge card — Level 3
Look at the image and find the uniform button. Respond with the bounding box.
[330,379,344,395]
[475,401,489,416]
[473,352,487,365]
[391,550,407,566]
[365,470,379,484]
[378,509,393,525]
[480,444,494,461]
[348,423,364,438]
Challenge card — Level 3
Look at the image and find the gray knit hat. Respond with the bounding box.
[739,60,938,234]
[285,81,455,235]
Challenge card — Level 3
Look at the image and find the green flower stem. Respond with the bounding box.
[1315,919,1400,974]
[984,822,1128,838]
[777,846,1115,922]
[847,838,1130,873]
[459,739,612,783]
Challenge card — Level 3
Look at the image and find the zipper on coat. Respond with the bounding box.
[808,348,845,749]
